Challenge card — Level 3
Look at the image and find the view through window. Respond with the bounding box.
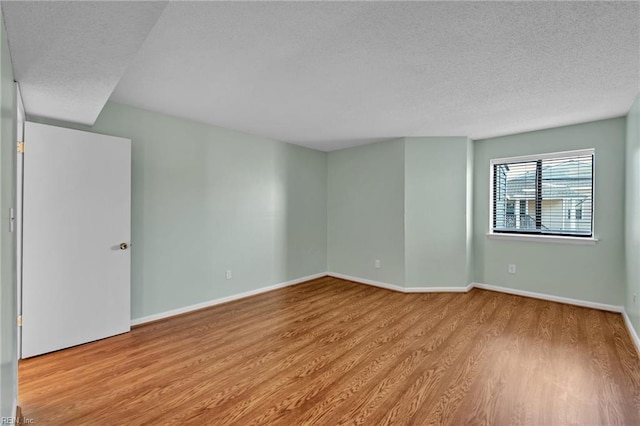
[491,150,594,237]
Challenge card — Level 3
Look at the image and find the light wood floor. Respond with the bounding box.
[19,277,640,425]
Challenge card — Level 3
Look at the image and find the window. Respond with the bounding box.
[490,149,594,238]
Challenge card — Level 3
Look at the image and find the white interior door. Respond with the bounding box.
[22,122,131,358]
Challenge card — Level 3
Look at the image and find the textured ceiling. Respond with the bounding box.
[3,1,640,151]
[2,1,168,125]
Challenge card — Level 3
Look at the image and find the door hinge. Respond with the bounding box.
[17,315,22,327]
[17,141,24,154]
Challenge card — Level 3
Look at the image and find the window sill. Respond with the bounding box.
[486,233,598,245]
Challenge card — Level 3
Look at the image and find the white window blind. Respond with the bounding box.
[491,150,594,237]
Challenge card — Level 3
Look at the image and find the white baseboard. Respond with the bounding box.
[327,272,405,292]
[329,275,622,313]
[622,308,640,357]
[131,272,327,326]
[472,282,624,313]
[327,272,472,293]
[405,283,473,293]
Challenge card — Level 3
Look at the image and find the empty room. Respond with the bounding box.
[0,1,639,425]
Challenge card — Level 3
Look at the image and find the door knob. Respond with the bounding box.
[120,242,129,250]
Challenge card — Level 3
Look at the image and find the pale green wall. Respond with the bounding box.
[25,106,632,321]
[37,102,328,321]
[626,95,640,335]
[0,7,17,418]
[474,118,626,306]
[465,139,474,285]
[327,139,405,285]
[404,137,472,287]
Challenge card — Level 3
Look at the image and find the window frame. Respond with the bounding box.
[488,148,597,244]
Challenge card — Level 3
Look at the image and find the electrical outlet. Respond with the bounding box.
[508,264,516,274]
[374,259,381,269]
[225,269,232,280]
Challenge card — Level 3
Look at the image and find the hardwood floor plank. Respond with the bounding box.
[449,294,533,425]
[605,312,640,415]
[235,294,459,426]
[19,277,640,425]
[150,288,430,425]
[442,293,524,426]
[279,292,470,426]
[297,290,491,425]
[69,280,385,424]
[411,292,517,425]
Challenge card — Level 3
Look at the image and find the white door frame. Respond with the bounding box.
[15,83,24,360]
